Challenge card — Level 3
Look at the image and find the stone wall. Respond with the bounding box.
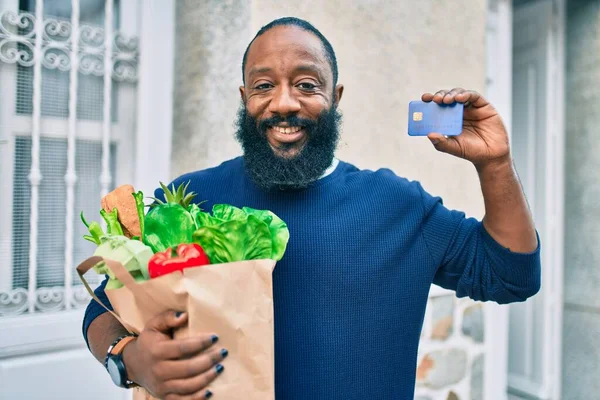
[416,294,485,399]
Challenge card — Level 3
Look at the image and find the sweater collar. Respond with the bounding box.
[319,158,339,180]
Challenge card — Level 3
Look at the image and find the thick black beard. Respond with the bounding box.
[234,104,342,191]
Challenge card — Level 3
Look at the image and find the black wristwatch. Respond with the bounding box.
[105,334,138,388]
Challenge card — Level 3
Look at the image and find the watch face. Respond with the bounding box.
[107,357,122,386]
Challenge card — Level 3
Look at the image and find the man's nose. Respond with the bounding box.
[268,86,301,116]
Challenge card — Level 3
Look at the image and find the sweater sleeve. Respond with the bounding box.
[417,182,541,304]
[81,276,113,348]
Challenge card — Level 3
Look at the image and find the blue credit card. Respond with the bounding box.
[407,101,464,136]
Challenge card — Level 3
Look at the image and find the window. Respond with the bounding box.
[0,0,139,316]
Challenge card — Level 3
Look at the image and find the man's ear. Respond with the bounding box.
[239,86,246,103]
[334,84,344,107]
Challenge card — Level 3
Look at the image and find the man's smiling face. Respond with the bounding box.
[240,25,343,158]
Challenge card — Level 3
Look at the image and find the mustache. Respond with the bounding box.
[256,114,318,133]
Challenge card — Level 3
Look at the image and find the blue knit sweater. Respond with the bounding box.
[83,156,541,399]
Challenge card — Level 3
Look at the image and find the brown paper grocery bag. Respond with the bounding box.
[77,256,276,400]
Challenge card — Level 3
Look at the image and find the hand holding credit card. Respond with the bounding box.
[410,88,511,167]
[407,100,464,136]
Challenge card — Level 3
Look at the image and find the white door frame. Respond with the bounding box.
[134,0,174,196]
[485,1,513,399]
[551,2,566,398]
[486,0,566,399]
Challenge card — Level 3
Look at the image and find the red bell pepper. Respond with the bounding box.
[148,243,210,278]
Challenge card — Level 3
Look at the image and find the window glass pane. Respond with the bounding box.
[15,66,119,121]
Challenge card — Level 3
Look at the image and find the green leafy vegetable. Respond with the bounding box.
[191,204,289,263]
[193,214,273,263]
[144,203,195,253]
[81,212,105,245]
[143,182,197,253]
[194,210,219,228]
[212,204,247,221]
[133,191,145,239]
[79,180,291,289]
[242,207,290,261]
[100,208,124,236]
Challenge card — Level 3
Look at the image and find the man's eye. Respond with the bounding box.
[255,83,272,90]
[298,82,317,91]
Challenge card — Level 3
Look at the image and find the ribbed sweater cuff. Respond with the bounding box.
[479,224,541,289]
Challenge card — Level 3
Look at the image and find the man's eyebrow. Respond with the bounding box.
[293,64,328,83]
[294,64,320,72]
[248,66,272,78]
[294,64,324,76]
[247,64,325,79]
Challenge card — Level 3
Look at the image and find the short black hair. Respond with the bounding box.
[241,17,339,86]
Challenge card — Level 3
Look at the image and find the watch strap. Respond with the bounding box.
[104,334,139,388]
[111,335,137,355]
[104,334,137,368]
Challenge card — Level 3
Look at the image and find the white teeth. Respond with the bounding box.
[273,126,301,134]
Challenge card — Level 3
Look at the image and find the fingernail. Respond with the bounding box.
[211,335,219,343]
[175,312,183,318]
[221,348,228,358]
[216,364,224,374]
[431,139,440,145]
[205,390,213,399]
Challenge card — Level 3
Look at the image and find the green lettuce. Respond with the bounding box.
[241,207,290,261]
[193,215,272,263]
[192,204,289,263]
[144,203,195,253]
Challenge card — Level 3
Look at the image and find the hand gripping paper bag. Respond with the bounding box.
[77,256,276,400]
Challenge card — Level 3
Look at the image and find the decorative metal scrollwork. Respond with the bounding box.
[43,45,71,70]
[43,18,71,42]
[80,24,104,49]
[0,10,139,82]
[0,39,35,65]
[72,285,92,308]
[0,286,92,315]
[79,52,104,75]
[0,11,35,38]
[35,287,66,312]
[0,288,28,316]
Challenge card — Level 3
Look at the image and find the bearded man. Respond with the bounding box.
[83,17,541,400]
